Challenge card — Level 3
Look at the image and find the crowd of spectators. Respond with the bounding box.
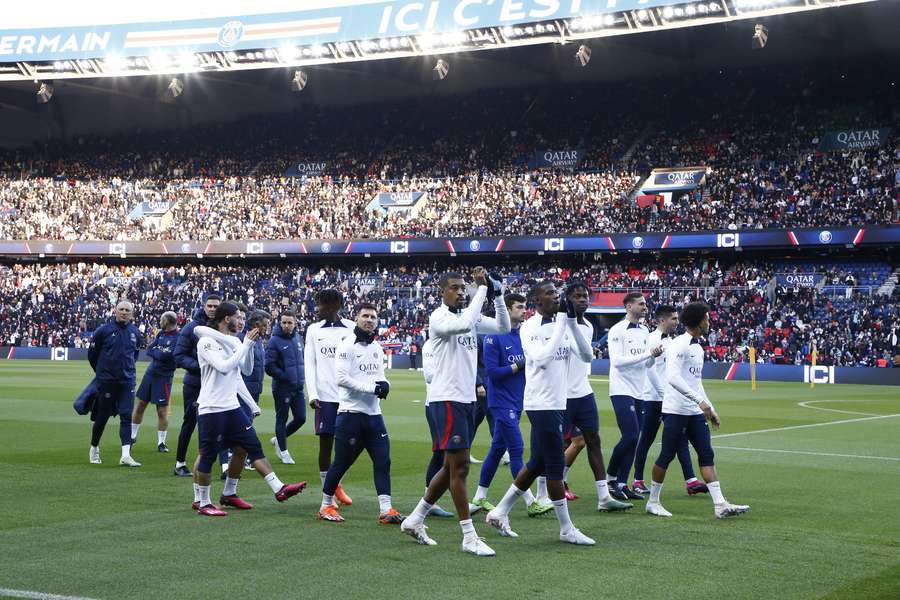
[0,62,897,241]
[1,257,896,367]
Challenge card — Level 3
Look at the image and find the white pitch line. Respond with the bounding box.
[797,400,880,417]
[712,413,900,439]
[716,445,900,463]
[0,588,100,600]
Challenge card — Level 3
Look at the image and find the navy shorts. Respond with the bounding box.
[656,413,715,469]
[566,392,600,434]
[197,408,265,469]
[314,401,339,436]
[427,401,475,451]
[525,410,566,480]
[136,373,173,406]
[335,411,389,446]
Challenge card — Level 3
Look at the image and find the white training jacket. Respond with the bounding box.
[426,285,510,404]
[195,326,260,416]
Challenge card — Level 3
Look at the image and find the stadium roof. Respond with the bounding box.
[0,1,896,146]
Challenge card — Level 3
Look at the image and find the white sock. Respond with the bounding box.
[410,498,433,524]
[537,476,548,499]
[321,493,335,508]
[686,477,699,484]
[131,423,140,439]
[320,471,328,487]
[264,472,284,494]
[522,489,537,506]
[708,481,725,504]
[223,477,239,497]
[596,480,610,502]
[563,466,570,482]
[221,463,229,474]
[459,518,476,537]
[650,481,663,503]
[199,485,211,506]
[192,482,201,503]
[120,444,131,459]
[378,494,392,513]
[495,484,525,516]
[91,445,99,452]
[474,485,489,501]
[158,430,167,445]
[552,498,574,534]
[176,461,186,468]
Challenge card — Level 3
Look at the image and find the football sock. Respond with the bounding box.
[708,481,725,504]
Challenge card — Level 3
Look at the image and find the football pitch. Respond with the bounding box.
[1,361,898,600]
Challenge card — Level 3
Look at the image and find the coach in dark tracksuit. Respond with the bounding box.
[265,310,305,461]
[87,300,142,466]
[172,293,221,476]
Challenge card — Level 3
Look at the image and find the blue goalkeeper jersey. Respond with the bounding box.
[482,327,525,411]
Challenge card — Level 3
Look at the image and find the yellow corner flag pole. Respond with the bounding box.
[749,346,757,391]
[810,340,818,389]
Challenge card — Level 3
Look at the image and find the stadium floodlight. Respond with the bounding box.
[662,7,675,19]
[686,5,697,16]
[575,43,592,67]
[432,58,449,80]
[177,51,196,68]
[35,82,53,103]
[378,39,390,50]
[752,23,769,49]
[290,69,308,92]
[149,51,171,69]
[636,9,649,21]
[709,2,721,11]
[418,33,437,48]
[104,54,128,72]
[604,15,616,26]
[279,45,300,60]
[674,7,685,17]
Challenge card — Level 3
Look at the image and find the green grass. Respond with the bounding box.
[1,361,898,600]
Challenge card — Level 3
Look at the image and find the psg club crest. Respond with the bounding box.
[469,240,481,252]
[217,21,244,48]
[819,230,833,244]
[320,242,332,253]
[632,236,644,249]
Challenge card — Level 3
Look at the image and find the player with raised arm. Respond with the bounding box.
[484,281,596,545]
[317,303,403,524]
[306,289,357,506]
[190,302,306,517]
[400,267,510,556]
[632,305,707,496]
[606,292,663,500]
[646,302,749,519]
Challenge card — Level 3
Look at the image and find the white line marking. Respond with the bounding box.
[713,413,900,439]
[716,446,900,463]
[797,400,880,417]
[0,588,100,600]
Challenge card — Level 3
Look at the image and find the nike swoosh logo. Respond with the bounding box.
[505,346,512,350]
[245,426,252,430]
[381,433,388,437]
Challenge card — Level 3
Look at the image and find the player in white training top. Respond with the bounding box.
[631,304,708,496]
[401,267,510,556]
[606,292,663,500]
[485,280,596,546]
[305,288,357,506]
[646,301,750,519]
[190,302,306,517]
